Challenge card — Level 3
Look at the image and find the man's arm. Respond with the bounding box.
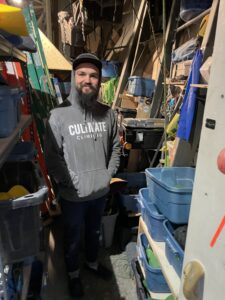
[107,110,120,177]
[44,114,73,187]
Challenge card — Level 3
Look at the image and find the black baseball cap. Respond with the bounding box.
[73,53,102,74]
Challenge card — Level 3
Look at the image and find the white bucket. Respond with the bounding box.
[101,212,118,248]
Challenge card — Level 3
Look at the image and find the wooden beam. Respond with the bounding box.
[130,4,148,76]
[112,1,147,110]
[150,0,181,118]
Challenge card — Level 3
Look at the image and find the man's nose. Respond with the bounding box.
[84,75,91,83]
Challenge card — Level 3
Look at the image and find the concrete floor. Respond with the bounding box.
[42,216,139,300]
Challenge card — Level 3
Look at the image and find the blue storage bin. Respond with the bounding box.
[117,172,146,213]
[137,233,170,293]
[0,86,20,138]
[139,188,166,242]
[180,0,212,22]
[10,88,24,123]
[145,167,195,224]
[102,61,120,78]
[127,76,155,97]
[7,141,37,161]
[163,220,184,277]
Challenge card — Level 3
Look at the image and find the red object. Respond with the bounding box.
[210,216,225,247]
[217,148,225,174]
[2,61,56,214]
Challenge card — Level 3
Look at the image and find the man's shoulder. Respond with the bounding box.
[96,101,112,112]
[50,99,72,114]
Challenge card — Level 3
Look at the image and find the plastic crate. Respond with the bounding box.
[163,220,184,277]
[127,76,155,97]
[137,233,170,293]
[139,188,166,242]
[180,0,212,22]
[7,141,37,161]
[117,172,146,213]
[145,167,195,224]
[0,161,48,264]
[0,86,18,137]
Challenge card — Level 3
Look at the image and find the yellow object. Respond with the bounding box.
[166,113,180,137]
[124,142,132,150]
[0,192,10,201]
[7,185,29,199]
[198,14,209,38]
[0,4,28,36]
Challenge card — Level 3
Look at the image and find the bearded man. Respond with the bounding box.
[44,53,120,298]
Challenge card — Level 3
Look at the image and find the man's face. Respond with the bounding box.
[75,63,100,95]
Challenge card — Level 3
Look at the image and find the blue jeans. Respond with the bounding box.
[60,197,106,273]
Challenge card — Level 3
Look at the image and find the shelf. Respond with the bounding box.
[139,217,180,299]
[162,80,186,86]
[190,84,208,88]
[0,35,27,63]
[0,115,32,168]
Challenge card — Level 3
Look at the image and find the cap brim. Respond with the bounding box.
[73,57,102,71]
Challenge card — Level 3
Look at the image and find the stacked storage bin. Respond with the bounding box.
[0,86,24,138]
[143,167,195,277]
[0,141,48,265]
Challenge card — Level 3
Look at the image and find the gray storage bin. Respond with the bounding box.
[0,161,48,264]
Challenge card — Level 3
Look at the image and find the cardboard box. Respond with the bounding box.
[120,93,138,109]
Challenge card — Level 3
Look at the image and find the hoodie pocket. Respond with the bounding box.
[76,168,111,199]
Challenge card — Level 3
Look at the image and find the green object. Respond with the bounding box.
[22,3,57,146]
[102,77,119,105]
[145,246,160,268]
[165,295,174,300]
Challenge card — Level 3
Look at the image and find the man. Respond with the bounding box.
[44,53,120,298]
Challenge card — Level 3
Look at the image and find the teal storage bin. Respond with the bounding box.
[0,86,19,138]
[127,76,155,97]
[163,220,184,277]
[145,167,195,224]
[137,233,170,293]
[117,172,146,214]
[139,188,166,242]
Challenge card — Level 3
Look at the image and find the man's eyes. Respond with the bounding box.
[77,73,98,78]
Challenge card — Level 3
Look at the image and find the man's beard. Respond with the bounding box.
[76,84,99,111]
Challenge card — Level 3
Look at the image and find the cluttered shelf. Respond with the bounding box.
[139,217,180,299]
[0,35,27,63]
[0,114,32,168]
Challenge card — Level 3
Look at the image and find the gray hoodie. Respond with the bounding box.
[44,71,120,202]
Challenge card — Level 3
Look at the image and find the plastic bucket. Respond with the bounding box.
[101,212,118,248]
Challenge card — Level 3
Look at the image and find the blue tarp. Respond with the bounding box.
[177,49,203,141]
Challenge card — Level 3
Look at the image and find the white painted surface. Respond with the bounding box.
[179,1,225,299]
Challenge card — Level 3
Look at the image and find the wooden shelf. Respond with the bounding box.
[0,115,32,168]
[163,80,186,86]
[139,217,180,299]
[190,84,208,88]
[0,36,27,63]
